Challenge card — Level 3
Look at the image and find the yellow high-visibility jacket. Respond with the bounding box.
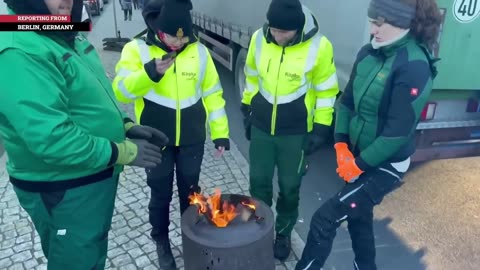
[242,6,339,136]
[113,38,229,146]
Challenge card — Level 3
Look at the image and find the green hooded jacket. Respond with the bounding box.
[0,7,128,190]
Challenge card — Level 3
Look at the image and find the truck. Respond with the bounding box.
[190,0,480,162]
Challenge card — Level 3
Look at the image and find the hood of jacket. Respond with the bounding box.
[141,0,196,52]
[3,0,84,46]
[263,4,319,47]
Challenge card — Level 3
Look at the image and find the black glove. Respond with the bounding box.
[213,138,230,150]
[304,124,331,155]
[115,139,163,168]
[240,103,252,141]
[126,125,169,147]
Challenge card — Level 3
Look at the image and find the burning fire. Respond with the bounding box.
[188,189,256,227]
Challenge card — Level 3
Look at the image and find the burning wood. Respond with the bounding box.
[188,189,257,227]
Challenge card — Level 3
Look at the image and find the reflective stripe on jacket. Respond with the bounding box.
[113,39,229,146]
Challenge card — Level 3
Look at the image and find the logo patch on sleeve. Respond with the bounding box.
[410,88,418,96]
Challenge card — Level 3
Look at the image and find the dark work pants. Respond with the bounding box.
[147,143,204,242]
[295,163,405,270]
[249,126,307,236]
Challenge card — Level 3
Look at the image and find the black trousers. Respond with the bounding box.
[296,163,405,270]
[147,143,204,242]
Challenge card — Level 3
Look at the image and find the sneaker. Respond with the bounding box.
[156,239,177,270]
[274,233,291,261]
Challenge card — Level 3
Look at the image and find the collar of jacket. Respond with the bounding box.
[262,4,319,47]
[375,33,414,58]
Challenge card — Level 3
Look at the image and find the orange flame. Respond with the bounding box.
[188,189,254,227]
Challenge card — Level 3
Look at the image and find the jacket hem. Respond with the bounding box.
[10,167,115,192]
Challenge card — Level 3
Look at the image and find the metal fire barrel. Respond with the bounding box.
[181,194,275,270]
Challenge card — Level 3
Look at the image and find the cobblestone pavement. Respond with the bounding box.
[0,34,306,270]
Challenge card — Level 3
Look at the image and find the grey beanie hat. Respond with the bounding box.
[368,0,416,29]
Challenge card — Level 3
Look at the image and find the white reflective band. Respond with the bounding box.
[304,33,323,73]
[379,168,401,180]
[117,80,137,99]
[315,97,336,108]
[197,44,208,92]
[144,90,202,109]
[136,39,151,64]
[244,65,258,76]
[117,68,133,77]
[254,31,263,71]
[314,72,338,91]
[301,259,315,270]
[259,83,309,104]
[245,81,256,92]
[209,108,226,122]
[203,82,222,97]
[340,184,364,202]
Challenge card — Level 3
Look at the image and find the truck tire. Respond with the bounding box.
[234,48,248,102]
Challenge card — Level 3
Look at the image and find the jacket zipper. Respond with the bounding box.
[352,59,385,150]
[174,61,181,146]
[271,47,285,135]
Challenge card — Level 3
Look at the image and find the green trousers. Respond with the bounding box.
[249,126,307,236]
[13,175,119,270]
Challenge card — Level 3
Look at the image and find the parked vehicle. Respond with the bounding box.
[84,0,104,16]
[190,0,480,162]
[82,3,92,23]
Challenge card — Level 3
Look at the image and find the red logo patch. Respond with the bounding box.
[410,88,418,96]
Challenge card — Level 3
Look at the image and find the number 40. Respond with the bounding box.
[458,0,478,16]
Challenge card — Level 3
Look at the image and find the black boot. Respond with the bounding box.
[274,233,291,261]
[156,239,177,270]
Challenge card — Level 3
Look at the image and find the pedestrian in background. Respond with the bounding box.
[120,0,133,20]
[241,0,339,261]
[112,0,230,269]
[133,0,139,10]
[0,0,168,269]
[295,0,442,269]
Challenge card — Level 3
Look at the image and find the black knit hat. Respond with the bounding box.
[150,0,193,37]
[267,0,305,31]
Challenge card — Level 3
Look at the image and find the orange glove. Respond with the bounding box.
[336,158,363,183]
[334,142,354,168]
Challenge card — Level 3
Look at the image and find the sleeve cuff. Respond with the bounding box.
[334,133,349,144]
[108,141,119,166]
[144,58,163,83]
[312,123,331,137]
[355,155,373,172]
[213,138,230,150]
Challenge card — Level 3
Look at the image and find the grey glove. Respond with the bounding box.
[115,139,163,168]
[130,139,163,168]
[126,125,169,147]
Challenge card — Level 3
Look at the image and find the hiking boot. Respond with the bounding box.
[274,233,291,261]
[156,239,177,270]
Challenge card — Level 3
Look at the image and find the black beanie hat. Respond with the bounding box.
[267,0,305,31]
[150,0,193,37]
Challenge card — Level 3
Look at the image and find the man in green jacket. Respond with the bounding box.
[0,0,168,269]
